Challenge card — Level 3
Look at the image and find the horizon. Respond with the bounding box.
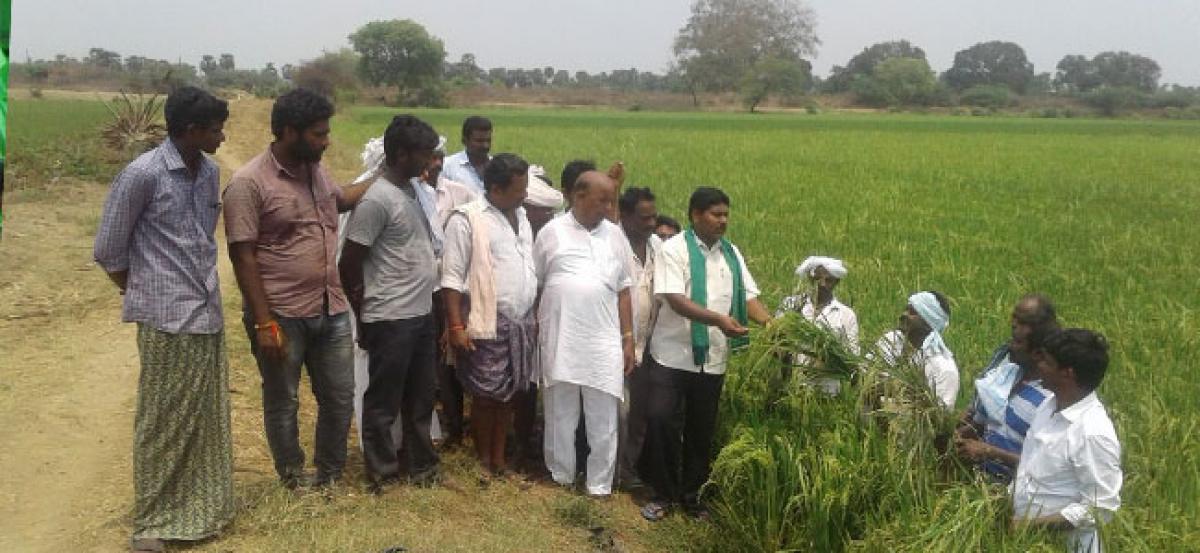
[10,0,1200,86]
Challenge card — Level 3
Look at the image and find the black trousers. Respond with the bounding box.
[361,313,439,481]
[432,291,464,441]
[638,355,725,505]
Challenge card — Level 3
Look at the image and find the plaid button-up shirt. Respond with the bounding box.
[93,140,223,334]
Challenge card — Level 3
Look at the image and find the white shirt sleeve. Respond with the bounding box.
[1061,432,1123,528]
[533,221,556,289]
[843,308,861,355]
[614,232,635,291]
[654,239,688,296]
[440,212,472,292]
[927,356,960,410]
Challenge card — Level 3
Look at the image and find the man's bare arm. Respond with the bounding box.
[336,177,377,212]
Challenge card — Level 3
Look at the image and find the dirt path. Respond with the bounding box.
[0,98,266,552]
[0,98,684,552]
[0,180,139,552]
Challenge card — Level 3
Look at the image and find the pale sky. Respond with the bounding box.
[11,0,1200,85]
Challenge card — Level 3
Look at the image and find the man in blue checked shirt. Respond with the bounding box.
[93,86,234,553]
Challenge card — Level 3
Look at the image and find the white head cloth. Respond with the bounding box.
[795,256,848,280]
[357,136,385,183]
[434,135,447,155]
[524,164,564,210]
[908,291,952,357]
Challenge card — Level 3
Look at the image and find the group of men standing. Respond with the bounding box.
[94,86,1122,553]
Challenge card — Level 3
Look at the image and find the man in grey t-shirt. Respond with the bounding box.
[339,115,441,490]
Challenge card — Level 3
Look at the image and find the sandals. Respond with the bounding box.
[640,501,670,522]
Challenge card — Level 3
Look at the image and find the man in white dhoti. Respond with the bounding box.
[535,171,636,496]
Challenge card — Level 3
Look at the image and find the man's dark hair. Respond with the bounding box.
[483,153,529,192]
[164,86,229,137]
[1021,293,1058,326]
[656,215,681,233]
[619,187,656,215]
[271,88,334,140]
[461,116,493,139]
[688,187,731,220]
[383,115,439,166]
[1042,328,1110,392]
[561,159,596,196]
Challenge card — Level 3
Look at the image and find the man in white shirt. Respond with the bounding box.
[1012,328,1121,553]
[616,186,661,488]
[536,171,635,496]
[441,116,492,194]
[339,115,441,490]
[640,187,771,521]
[775,256,860,395]
[441,153,538,476]
[870,291,960,410]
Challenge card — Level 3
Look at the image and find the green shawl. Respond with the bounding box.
[684,229,748,367]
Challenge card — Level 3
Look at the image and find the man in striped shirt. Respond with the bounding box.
[955,294,1059,481]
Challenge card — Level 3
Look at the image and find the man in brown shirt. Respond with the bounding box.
[223,88,373,488]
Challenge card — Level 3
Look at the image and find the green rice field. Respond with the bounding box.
[334,107,1200,551]
[6,97,1198,550]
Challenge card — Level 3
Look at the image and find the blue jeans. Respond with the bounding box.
[243,309,355,483]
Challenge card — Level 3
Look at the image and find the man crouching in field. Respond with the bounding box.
[955,294,1058,482]
[93,86,234,553]
[639,187,771,521]
[223,88,376,490]
[870,291,960,410]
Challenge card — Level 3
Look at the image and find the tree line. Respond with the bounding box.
[12,0,1199,116]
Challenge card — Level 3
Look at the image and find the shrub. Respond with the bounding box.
[1084,86,1145,116]
[959,85,1014,109]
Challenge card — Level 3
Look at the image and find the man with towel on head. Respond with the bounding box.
[776,256,860,394]
[870,291,960,410]
[512,164,565,470]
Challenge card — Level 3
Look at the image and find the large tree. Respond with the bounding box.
[740,54,811,112]
[673,0,818,96]
[870,57,938,105]
[1092,51,1161,92]
[942,40,1034,94]
[1055,51,1161,93]
[349,19,446,103]
[826,40,926,93]
[1054,54,1100,93]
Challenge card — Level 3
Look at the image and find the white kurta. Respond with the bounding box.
[534,214,633,399]
[871,329,960,410]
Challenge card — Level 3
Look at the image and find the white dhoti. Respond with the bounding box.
[543,382,620,495]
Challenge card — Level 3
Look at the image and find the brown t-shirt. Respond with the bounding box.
[223,148,348,318]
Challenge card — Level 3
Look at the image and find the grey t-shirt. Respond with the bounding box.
[344,176,437,322]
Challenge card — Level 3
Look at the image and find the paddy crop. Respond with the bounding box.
[334,107,1199,551]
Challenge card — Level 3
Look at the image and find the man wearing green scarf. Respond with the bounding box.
[639,187,770,521]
